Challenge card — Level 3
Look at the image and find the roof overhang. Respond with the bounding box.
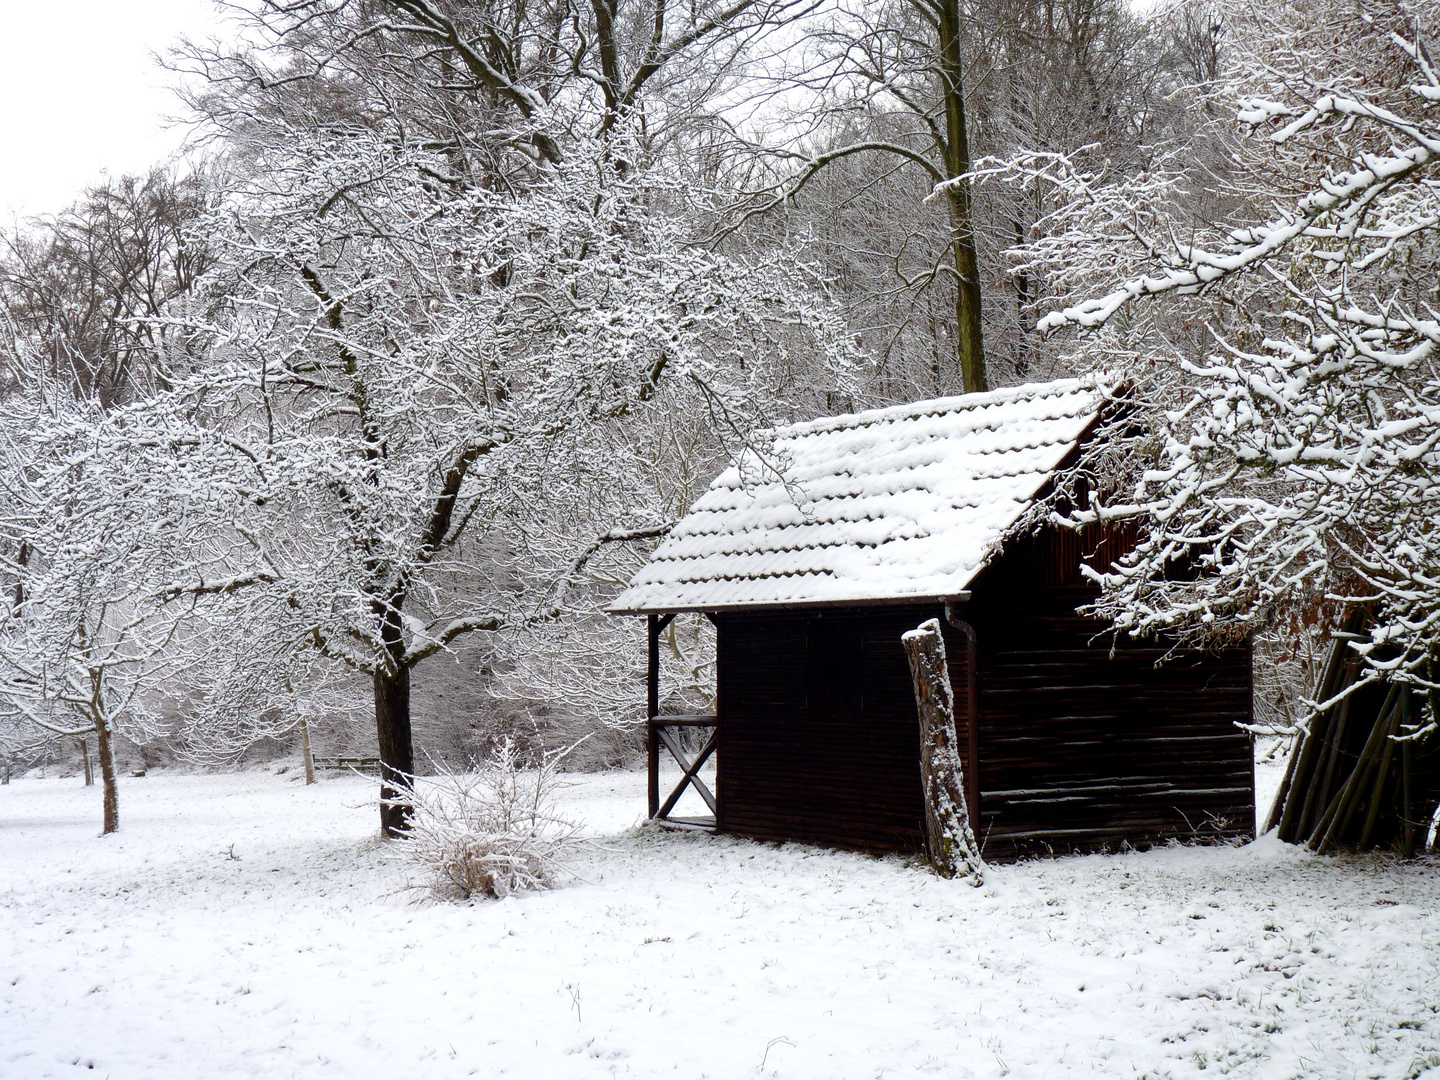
[609,590,973,617]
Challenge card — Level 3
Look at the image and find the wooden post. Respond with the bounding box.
[1402,716,1416,857]
[903,618,984,884]
[710,612,724,832]
[647,613,660,819]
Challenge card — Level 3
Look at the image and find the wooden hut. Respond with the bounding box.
[609,378,1253,859]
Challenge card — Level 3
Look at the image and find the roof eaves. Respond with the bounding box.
[607,589,974,616]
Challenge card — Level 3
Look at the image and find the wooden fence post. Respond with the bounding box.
[903,617,984,884]
[647,613,660,819]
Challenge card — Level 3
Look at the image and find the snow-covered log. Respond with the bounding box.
[902,618,983,883]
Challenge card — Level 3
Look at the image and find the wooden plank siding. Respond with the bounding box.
[967,529,1253,860]
[972,617,1253,860]
[717,605,963,851]
[711,526,1254,859]
[716,604,979,851]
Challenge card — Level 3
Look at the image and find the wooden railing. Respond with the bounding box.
[649,714,717,827]
[311,755,381,774]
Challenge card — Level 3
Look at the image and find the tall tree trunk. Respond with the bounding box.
[934,0,987,395]
[79,738,93,786]
[902,618,984,883]
[374,665,414,837]
[299,715,315,786]
[94,716,119,835]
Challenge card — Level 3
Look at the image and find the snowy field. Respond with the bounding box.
[2,765,1439,1080]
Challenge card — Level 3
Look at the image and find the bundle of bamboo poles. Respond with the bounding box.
[1265,622,1440,856]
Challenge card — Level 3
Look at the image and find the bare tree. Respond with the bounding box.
[726,0,989,392]
[718,0,1181,394]
[0,168,208,407]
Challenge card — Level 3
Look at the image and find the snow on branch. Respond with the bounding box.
[980,0,1440,709]
[400,615,505,669]
[544,523,674,618]
[156,569,282,605]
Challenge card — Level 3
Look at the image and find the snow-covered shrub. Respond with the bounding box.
[394,741,584,902]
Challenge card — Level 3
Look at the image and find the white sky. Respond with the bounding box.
[0,0,229,222]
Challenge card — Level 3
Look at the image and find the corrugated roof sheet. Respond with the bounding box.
[610,377,1110,613]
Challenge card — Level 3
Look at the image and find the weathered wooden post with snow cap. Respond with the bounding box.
[903,618,984,883]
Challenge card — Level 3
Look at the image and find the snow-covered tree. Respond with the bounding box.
[172,600,367,772]
[173,0,816,173]
[1022,0,1437,684]
[159,134,855,833]
[0,379,206,833]
[982,0,1440,848]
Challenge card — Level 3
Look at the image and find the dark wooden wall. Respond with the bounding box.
[967,528,1253,859]
[716,605,961,850]
[712,526,1254,859]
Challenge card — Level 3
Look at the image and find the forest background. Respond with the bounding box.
[1,0,1435,839]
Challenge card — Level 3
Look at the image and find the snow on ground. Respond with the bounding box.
[2,765,1438,1080]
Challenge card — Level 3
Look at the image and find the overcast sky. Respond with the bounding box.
[0,0,228,222]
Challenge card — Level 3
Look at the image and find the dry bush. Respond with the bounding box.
[394,740,585,901]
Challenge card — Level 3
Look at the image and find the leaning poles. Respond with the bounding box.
[902,618,984,884]
[1267,618,1440,856]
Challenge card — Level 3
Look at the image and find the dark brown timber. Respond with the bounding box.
[646,613,674,818]
[1269,614,1440,854]
[375,665,414,838]
[707,525,1253,858]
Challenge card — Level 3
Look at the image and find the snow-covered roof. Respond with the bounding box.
[610,377,1111,613]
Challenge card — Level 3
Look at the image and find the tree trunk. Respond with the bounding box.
[902,618,984,883]
[933,0,987,395]
[299,715,315,786]
[94,716,119,835]
[374,665,414,837]
[79,738,93,786]
[12,540,27,615]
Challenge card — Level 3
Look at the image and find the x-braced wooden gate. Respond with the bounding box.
[647,612,718,829]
